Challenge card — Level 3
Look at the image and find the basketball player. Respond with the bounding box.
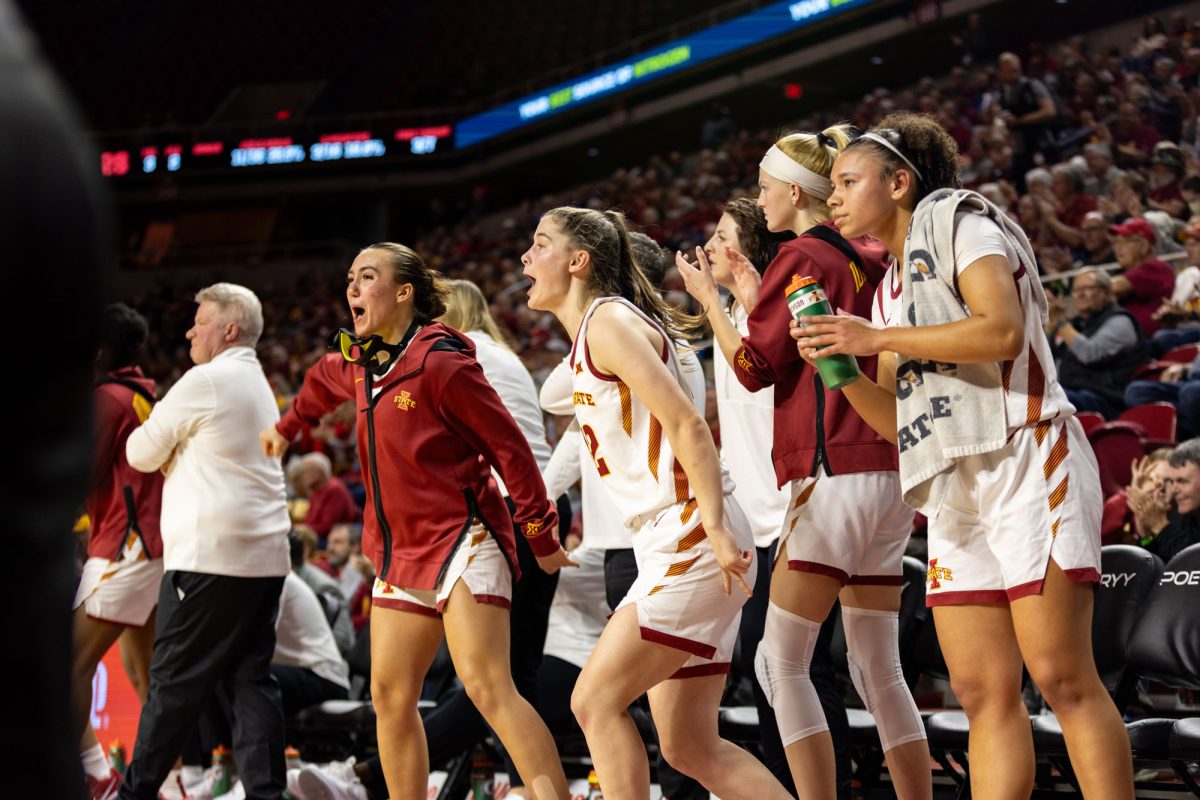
[261,243,573,800]
[522,206,791,800]
[677,130,931,800]
[74,303,164,800]
[798,112,1132,798]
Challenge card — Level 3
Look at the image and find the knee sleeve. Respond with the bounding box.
[842,607,926,752]
[754,602,828,746]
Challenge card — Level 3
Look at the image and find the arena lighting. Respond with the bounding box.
[456,0,875,148]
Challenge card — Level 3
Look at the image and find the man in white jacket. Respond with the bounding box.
[120,283,292,800]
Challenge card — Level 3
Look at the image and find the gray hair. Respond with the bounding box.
[1169,438,1200,470]
[1083,142,1113,161]
[1051,163,1085,192]
[194,282,264,347]
[1074,267,1113,293]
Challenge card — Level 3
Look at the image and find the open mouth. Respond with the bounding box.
[351,305,365,322]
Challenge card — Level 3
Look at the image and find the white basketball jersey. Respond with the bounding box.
[570,296,733,528]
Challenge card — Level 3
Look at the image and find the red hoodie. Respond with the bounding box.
[733,223,898,485]
[87,366,164,560]
[276,323,559,590]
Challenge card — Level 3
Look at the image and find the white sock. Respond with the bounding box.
[81,744,110,780]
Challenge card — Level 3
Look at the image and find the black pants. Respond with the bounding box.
[604,548,707,800]
[271,664,349,717]
[738,545,852,796]
[360,495,570,796]
[119,572,287,800]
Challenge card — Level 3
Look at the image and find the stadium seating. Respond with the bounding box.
[1075,411,1106,437]
[1088,423,1149,497]
[1119,402,1179,450]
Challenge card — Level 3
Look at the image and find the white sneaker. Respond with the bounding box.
[297,758,369,800]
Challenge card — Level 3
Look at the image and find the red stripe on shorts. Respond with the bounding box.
[373,596,440,617]
[787,560,850,585]
[639,626,717,659]
[670,662,731,680]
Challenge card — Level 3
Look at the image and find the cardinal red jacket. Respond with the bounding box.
[88,366,164,560]
[276,323,558,589]
[733,223,898,485]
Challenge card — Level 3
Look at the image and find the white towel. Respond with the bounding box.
[896,188,1043,514]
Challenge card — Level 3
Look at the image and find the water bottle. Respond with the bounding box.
[211,744,233,796]
[107,741,126,776]
[470,752,493,800]
[786,274,862,390]
[585,769,603,800]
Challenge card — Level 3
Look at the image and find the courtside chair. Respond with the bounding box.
[1123,544,1200,794]
[1029,545,1164,792]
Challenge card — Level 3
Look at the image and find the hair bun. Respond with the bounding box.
[816,131,836,149]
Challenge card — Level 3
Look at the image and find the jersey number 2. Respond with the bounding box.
[580,424,611,477]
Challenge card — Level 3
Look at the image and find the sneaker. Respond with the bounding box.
[86,767,122,800]
[297,758,368,800]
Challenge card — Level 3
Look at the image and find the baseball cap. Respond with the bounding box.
[1107,217,1157,245]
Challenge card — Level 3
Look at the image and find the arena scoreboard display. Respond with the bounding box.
[97,0,877,178]
[98,125,453,177]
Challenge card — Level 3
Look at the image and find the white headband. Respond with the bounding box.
[858,132,923,182]
[759,145,833,201]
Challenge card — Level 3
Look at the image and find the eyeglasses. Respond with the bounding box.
[1071,285,1104,296]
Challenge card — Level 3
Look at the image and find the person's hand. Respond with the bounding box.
[536,545,579,574]
[1162,363,1189,383]
[1045,296,1067,330]
[675,247,720,310]
[707,526,753,596]
[790,311,884,357]
[563,531,583,552]
[726,247,763,312]
[260,426,289,458]
[349,552,375,579]
[1153,299,1187,321]
[1127,456,1171,534]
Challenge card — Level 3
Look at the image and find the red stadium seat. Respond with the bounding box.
[1076,412,1106,437]
[1161,344,1199,364]
[1089,423,1147,497]
[1119,403,1177,449]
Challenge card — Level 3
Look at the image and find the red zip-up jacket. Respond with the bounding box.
[276,324,559,590]
[733,223,898,485]
[87,367,164,560]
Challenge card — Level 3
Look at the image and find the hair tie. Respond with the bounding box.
[816,132,836,150]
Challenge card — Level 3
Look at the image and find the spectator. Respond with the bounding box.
[289,527,353,656]
[271,570,351,718]
[1111,101,1163,168]
[315,522,372,603]
[121,283,292,800]
[1082,142,1121,198]
[1108,218,1177,335]
[1136,438,1200,561]
[1124,348,1200,440]
[994,51,1061,181]
[1106,450,1174,547]
[1147,143,1188,218]
[1075,210,1116,265]
[1050,268,1148,419]
[1037,163,1096,248]
[287,451,359,539]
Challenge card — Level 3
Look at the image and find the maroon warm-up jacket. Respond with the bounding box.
[733,222,898,485]
[88,366,164,560]
[276,323,559,589]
